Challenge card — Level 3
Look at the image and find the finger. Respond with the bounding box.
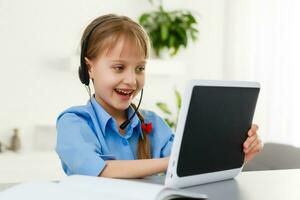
[244,134,258,148]
[248,128,258,137]
[251,124,259,131]
[245,143,262,161]
[248,124,259,136]
[244,137,262,153]
[244,138,263,163]
[246,136,261,152]
[244,136,258,152]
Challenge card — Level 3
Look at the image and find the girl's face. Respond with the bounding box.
[87,37,146,116]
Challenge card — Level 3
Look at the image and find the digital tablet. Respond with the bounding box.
[165,80,260,188]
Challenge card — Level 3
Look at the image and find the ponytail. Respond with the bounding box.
[131,103,151,159]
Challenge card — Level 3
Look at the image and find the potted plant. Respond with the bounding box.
[139,0,199,58]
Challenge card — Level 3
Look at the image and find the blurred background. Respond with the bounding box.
[0,0,299,183]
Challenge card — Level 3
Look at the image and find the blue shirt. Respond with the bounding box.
[56,96,174,176]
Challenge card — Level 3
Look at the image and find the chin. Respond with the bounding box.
[114,102,131,111]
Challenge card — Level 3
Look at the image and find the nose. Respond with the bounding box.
[123,69,137,86]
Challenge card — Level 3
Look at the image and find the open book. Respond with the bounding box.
[0,175,207,200]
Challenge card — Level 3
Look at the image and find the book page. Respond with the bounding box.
[0,175,207,200]
[0,176,164,200]
[60,175,165,200]
[0,181,61,200]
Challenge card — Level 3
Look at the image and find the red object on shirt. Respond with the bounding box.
[141,123,153,134]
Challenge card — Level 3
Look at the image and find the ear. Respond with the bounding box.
[85,57,94,79]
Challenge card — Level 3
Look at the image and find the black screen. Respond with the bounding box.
[177,86,259,177]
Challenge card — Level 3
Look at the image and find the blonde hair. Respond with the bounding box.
[81,14,150,60]
[81,14,151,159]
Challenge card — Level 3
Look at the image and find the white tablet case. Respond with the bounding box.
[165,80,260,188]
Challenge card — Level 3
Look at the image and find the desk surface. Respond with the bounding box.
[189,169,300,200]
[139,169,300,200]
[1,169,300,200]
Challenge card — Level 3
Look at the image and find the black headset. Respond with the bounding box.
[79,15,116,86]
[78,16,143,130]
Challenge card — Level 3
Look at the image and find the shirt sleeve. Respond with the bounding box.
[160,133,174,157]
[56,113,106,176]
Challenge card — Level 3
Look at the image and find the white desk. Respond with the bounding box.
[140,169,300,200]
[1,169,300,199]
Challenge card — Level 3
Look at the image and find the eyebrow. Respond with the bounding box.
[111,59,146,65]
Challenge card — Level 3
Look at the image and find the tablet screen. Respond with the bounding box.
[177,86,259,177]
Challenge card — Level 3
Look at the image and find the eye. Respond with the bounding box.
[113,64,124,72]
[136,66,145,73]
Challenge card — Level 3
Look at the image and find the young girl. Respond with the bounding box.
[56,14,262,178]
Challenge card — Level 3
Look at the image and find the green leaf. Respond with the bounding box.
[170,45,180,56]
[156,102,172,115]
[190,27,199,41]
[175,89,182,109]
[168,35,175,48]
[160,24,169,41]
[185,13,197,24]
[176,26,187,41]
[164,118,175,129]
[139,14,150,25]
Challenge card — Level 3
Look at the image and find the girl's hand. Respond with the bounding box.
[243,124,263,163]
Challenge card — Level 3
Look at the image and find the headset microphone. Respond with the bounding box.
[119,89,143,130]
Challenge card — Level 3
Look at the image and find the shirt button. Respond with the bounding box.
[122,139,128,145]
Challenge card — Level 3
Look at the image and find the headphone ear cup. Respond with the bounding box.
[78,65,90,86]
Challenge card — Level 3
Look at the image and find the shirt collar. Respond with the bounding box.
[127,106,145,140]
[90,96,112,135]
[127,105,141,129]
[90,96,142,138]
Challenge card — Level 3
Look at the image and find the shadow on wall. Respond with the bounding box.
[243,143,300,171]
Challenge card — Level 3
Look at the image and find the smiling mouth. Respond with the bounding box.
[114,88,134,96]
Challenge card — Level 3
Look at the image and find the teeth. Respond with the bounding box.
[115,89,133,95]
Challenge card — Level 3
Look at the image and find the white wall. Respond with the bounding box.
[0,0,225,151]
[223,0,300,146]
